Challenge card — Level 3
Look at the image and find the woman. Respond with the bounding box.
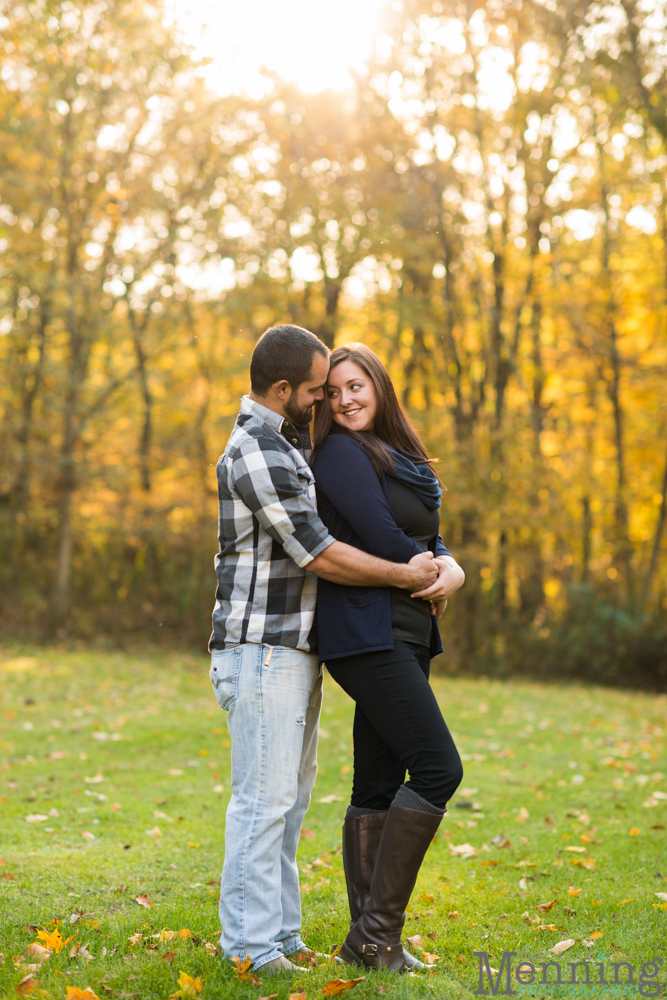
[312,344,465,973]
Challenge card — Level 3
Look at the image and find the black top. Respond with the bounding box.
[388,476,441,648]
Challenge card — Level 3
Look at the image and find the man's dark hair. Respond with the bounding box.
[250,324,329,396]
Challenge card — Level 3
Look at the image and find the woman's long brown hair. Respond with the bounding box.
[312,343,438,479]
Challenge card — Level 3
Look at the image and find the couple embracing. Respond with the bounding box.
[209,325,465,975]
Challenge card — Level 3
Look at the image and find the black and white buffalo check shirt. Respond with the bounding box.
[210,396,335,653]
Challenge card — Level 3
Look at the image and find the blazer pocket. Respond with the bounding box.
[344,588,382,608]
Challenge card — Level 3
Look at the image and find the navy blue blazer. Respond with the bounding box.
[312,434,450,662]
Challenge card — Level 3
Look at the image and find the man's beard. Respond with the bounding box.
[284,395,313,426]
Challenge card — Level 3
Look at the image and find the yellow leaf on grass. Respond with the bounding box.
[619,899,634,905]
[186,842,200,849]
[564,846,586,853]
[420,950,439,965]
[536,901,558,912]
[322,978,366,995]
[135,895,153,908]
[65,988,101,1000]
[568,887,581,897]
[516,808,529,824]
[35,929,74,953]
[590,932,604,939]
[179,929,193,939]
[629,828,640,837]
[170,971,203,999]
[653,902,667,911]
[231,955,253,981]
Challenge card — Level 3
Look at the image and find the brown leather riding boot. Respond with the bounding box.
[342,811,387,925]
[342,810,429,971]
[341,805,442,973]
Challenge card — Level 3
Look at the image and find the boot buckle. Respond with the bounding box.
[362,944,378,956]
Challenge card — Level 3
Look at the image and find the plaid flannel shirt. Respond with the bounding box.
[210,396,335,653]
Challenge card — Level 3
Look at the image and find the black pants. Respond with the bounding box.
[326,639,463,812]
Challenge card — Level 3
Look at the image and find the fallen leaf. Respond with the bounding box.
[25,945,50,965]
[178,929,192,939]
[516,808,529,824]
[519,878,528,891]
[186,842,200,849]
[300,829,315,839]
[427,931,437,940]
[84,775,104,784]
[163,952,175,963]
[448,911,459,919]
[629,828,640,837]
[204,942,219,956]
[75,945,94,962]
[15,974,37,996]
[406,935,424,949]
[231,955,253,981]
[590,932,604,939]
[65,989,101,1000]
[449,842,478,858]
[318,795,342,804]
[480,860,499,867]
[536,901,558,912]
[170,971,203,999]
[127,934,143,946]
[652,902,667,911]
[550,939,576,955]
[655,892,667,901]
[25,815,48,823]
[322,979,366,995]
[81,831,96,842]
[289,992,306,999]
[420,950,439,965]
[135,895,153,908]
[619,899,633,904]
[535,924,557,931]
[564,846,586,853]
[419,893,434,903]
[568,887,581,897]
[36,929,73,954]
[2,872,17,881]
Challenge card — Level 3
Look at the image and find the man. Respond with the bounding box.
[209,324,438,974]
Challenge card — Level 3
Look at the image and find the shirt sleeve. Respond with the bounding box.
[230,433,335,568]
[313,436,421,563]
[434,535,452,558]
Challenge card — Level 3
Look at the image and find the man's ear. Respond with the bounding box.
[272,379,291,399]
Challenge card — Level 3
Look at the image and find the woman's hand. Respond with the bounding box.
[411,555,465,602]
[429,598,448,619]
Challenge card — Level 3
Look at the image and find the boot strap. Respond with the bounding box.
[361,943,397,956]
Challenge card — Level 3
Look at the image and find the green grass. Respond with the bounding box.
[0,645,666,1000]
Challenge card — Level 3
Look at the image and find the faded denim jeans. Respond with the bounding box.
[210,642,322,970]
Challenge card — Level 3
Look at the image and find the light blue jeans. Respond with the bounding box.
[210,642,322,970]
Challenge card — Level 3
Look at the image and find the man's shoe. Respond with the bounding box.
[259,955,310,974]
[341,805,442,973]
[342,810,430,971]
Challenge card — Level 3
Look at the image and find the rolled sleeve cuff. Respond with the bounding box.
[282,530,336,569]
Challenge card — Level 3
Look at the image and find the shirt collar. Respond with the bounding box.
[241,394,286,434]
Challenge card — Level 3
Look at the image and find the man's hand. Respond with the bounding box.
[430,598,448,619]
[400,551,438,592]
[412,555,465,601]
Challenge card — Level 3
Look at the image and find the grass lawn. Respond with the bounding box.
[0,645,666,1000]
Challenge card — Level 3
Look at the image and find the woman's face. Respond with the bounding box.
[327,359,378,433]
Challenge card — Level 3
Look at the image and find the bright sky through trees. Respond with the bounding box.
[166,0,385,95]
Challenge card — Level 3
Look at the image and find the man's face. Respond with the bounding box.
[284,352,330,425]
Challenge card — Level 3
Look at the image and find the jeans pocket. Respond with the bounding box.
[210,649,241,711]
